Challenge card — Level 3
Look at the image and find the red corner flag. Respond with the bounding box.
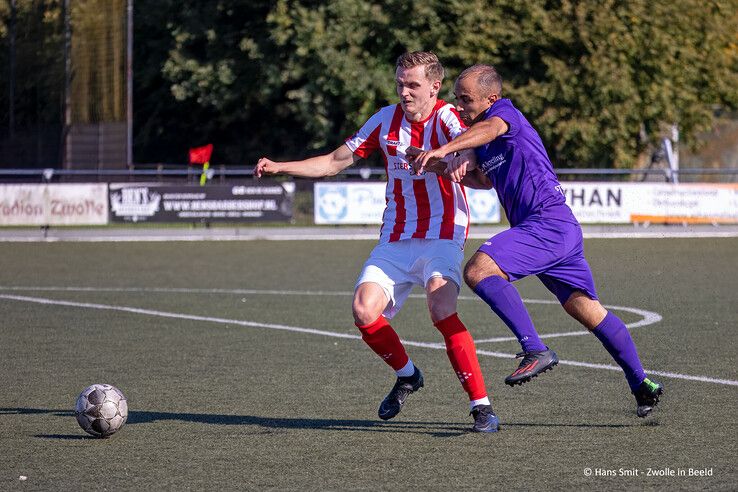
[189,144,213,165]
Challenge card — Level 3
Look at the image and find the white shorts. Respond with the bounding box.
[355,238,464,319]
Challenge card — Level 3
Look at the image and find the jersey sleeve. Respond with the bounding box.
[488,99,521,137]
[437,105,466,144]
[344,110,383,159]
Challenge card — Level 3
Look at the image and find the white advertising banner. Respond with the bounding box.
[466,188,502,224]
[628,183,738,224]
[0,183,109,226]
[562,182,738,224]
[562,182,633,223]
[314,182,500,224]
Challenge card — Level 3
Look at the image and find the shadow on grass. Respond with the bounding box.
[0,407,466,437]
[503,422,639,428]
[35,434,93,440]
[1,407,642,437]
[126,409,472,437]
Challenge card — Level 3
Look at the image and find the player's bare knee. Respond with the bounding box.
[464,255,505,289]
[463,259,483,288]
[352,307,375,327]
[352,299,379,326]
[352,285,387,326]
[425,277,458,323]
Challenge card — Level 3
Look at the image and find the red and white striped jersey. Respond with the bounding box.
[345,99,470,246]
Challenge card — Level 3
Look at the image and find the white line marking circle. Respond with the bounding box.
[1,288,736,387]
[0,285,662,343]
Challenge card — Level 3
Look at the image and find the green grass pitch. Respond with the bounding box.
[0,238,736,489]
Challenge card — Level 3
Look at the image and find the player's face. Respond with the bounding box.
[396,65,440,121]
[454,75,496,126]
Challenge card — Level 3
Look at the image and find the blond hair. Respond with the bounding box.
[396,51,445,82]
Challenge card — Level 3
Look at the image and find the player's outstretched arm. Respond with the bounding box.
[405,145,448,175]
[254,144,357,178]
[433,150,489,189]
[444,150,477,182]
[411,116,509,173]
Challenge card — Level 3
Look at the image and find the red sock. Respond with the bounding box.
[434,313,488,401]
[356,316,409,371]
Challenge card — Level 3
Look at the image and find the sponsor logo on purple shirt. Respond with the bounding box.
[474,99,573,226]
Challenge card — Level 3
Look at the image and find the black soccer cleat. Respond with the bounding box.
[470,404,499,433]
[504,348,559,386]
[633,377,664,418]
[378,366,424,420]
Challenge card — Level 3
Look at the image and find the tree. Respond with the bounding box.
[438,0,738,167]
[0,0,64,134]
[251,0,738,168]
[130,0,738,167]
[0,0,65,167]
[134,0,317,165]
[3,1,737,167]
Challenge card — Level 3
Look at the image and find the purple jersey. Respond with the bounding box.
[474,99,572,226]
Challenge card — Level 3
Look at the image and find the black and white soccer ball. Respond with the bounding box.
[75,384,128,438]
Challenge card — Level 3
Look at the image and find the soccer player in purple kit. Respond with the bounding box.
[411,64,664,417]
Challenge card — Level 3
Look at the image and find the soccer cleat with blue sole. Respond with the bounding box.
[378,366,424,420]
[633,377,664,417]
[470,404,499,433]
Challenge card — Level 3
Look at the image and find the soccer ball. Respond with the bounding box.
[75,384,128,438]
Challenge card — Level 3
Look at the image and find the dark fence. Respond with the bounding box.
[1,166,737,184]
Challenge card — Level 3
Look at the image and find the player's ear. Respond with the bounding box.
[488,93,500,104]
[431,80,442,97]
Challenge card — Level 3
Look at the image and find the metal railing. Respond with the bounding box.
[0,166,737,183]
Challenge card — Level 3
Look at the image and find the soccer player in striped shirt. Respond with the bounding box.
[254,52,498,432]
[411,64,664,418]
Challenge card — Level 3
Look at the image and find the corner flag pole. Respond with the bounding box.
[199,161,210,186]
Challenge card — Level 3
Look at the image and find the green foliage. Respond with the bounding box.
[0,0,64,130]
[209,0,738,167]
[2,0,736,167]
[264,0,473,148]
[462,0,738,168]
[133,0,286,164]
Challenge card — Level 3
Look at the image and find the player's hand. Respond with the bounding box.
[445,153,469,182]
[254,157,279,178]
[405,146,423,161]
[409,148,447,175]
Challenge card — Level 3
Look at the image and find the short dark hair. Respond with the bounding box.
[396,51,445,82]
[458,64,503,95]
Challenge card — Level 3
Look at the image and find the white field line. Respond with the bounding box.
[0,233,378,242]
[0,286,662,342]
[472,299,662,343]
[1,293,736,387]
[0,285,356,297]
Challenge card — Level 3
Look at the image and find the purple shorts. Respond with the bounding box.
[477,215,598,305]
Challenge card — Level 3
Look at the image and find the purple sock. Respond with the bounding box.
[593,312,647,390]
[473,276,547,352]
